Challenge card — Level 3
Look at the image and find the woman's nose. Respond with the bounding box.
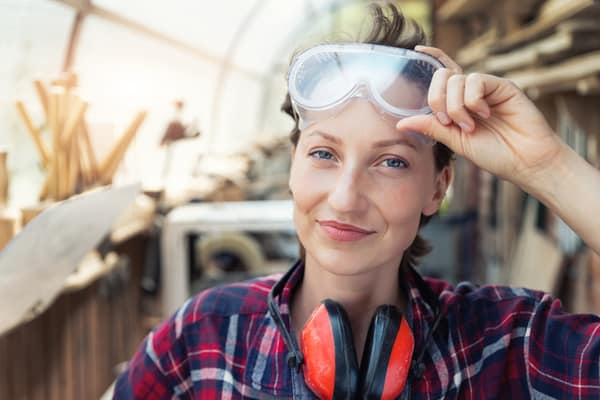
[327,169,368,214]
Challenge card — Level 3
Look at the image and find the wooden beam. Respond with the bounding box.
[63,11,86,73]
[456,27,498,67]
[437,0,492,22]
[15,101,51,167]
[506,50,600,89]
[480,22,600,73]
[492,0,600,52]
[49,0,262,81]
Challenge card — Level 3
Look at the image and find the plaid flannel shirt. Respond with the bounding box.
[114,262,600,399]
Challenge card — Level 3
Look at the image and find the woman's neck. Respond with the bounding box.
[290,255,405,359]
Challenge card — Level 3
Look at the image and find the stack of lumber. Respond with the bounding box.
[439,0,600,98]
[15,73,147,201]
[433,0,600,298]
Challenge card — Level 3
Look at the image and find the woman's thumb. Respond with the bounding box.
[396,114,461,152]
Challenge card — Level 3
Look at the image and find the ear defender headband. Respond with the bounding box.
[268,265,415,400]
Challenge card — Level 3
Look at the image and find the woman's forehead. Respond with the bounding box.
[303,128,424,151]
[300,99,431,148]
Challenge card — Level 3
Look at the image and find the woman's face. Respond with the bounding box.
[289,99,450,276]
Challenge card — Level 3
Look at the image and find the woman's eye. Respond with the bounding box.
[380,158,408,169]
[309,150,336,161]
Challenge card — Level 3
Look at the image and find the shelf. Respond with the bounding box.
[479,21,600,73]
[505,50,600,96]
[492,0,600,52]
[438,0,492,22]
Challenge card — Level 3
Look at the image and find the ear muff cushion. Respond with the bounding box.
[358,305,414,400]
[300,300,358,400]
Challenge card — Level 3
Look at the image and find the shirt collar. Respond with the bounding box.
[245,261,443,397]
[401,265,445,358]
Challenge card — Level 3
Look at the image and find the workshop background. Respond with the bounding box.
[1,0,599,399]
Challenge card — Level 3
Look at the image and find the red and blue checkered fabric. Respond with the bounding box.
[114,262,600,399]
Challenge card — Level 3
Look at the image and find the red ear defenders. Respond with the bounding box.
[267,263,436,400]
[300,300,414,400]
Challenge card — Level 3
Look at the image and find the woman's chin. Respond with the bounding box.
[307,248,383,277]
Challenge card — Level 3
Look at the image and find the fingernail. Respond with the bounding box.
[436,112,451,125]
[458,121,473,132]
[477,109,490,119]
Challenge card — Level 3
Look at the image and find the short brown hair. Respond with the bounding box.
[282,2,453,270]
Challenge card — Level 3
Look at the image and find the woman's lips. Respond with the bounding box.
[318,220,375,242]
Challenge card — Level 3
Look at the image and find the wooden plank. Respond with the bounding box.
[437,0,492,21]
[493,0,600,52]
[456,27,498,67]
[15,101,51,167]
[0,332,11,399]
[481,20,600,73]
[523,75,600,99]
[59,296,74,400]
[571,249,592,313]
[46,302,61,400]
[72,290,87,400]
[7,321,28,399]
[509,199,564,292]
[88,287,101,399]
[99,111,147,184]
[33,80,49,118]
[432,21,465,60]
[28,315,47,400]
[97,282,113,397]
[50,1,262,80]
[506,50,600,91]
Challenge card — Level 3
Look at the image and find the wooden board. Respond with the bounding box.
[493,0,600,52]
[480,22,600,73]
[505,50,600,92]
[437,0,493,22]
[509,198,563,292]
[0,184,140,335]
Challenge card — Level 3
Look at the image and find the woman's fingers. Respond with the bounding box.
[428,68,453,125]
[465,73,491,119]
[396,114,463,155]
[430,71,499,132]
[415,45,463,73]
[446,74,475,132]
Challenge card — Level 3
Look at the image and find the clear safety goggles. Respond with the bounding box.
[287,43,443,142]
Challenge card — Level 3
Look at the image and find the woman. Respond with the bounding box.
[114,3,600,399]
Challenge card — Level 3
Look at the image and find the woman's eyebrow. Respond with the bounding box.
[307,130,341,144]
[372,138,417,150]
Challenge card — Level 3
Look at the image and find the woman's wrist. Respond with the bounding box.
[524,140,573,207]
[522,141,600,253]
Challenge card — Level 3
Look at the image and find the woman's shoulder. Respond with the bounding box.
[426,276,548,305]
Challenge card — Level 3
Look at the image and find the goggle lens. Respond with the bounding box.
[289,44,442,130]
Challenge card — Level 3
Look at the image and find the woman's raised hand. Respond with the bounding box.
[397,45,563,189]
[399,45,600,254]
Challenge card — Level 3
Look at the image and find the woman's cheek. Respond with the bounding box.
[374,179,428,222]
[290,162,330,206]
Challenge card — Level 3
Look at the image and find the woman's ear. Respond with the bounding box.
[422,165,453,216]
